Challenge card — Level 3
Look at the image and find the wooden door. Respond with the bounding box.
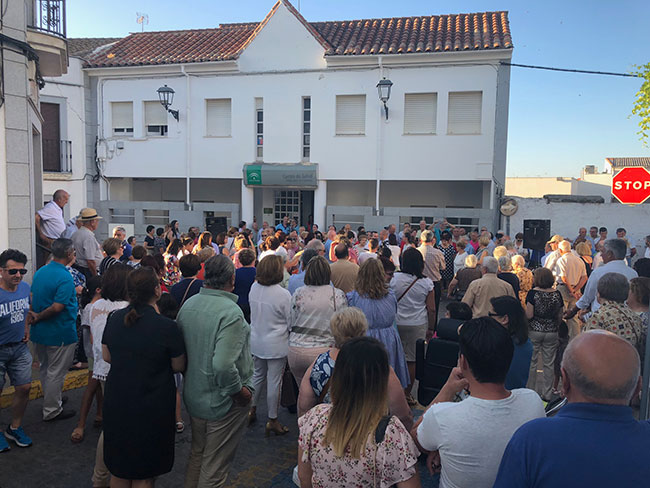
[41,102,60,171]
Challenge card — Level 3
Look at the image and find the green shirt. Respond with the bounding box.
[177,287,254,421]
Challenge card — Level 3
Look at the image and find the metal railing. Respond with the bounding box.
[27,0,67,38]
[42,138,72,172]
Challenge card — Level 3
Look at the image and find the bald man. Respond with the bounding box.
[493,331,650,487]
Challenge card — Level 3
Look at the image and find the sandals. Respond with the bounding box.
[176,420,185,434]
[405,393,418,406]
[265,420,289,437]
[70,427,84,443]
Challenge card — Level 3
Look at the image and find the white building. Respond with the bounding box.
[0,0,68,271]
[79,1,514,237]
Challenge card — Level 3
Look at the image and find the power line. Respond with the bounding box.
[501,61,642,78]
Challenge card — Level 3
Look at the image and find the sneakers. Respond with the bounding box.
[0,433,9,452]
[5,426,32,448]
[44,408,76,422]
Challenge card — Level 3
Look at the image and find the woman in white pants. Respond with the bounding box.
[248,255,292,436]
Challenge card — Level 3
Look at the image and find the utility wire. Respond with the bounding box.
[501,61,641,78]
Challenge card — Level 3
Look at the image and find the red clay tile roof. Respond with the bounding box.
[313,12,512,55]
[84,7,511,68]
[68,38,121,57]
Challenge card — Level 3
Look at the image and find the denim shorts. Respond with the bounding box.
[0,342,33,389]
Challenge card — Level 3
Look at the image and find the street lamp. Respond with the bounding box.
[376,78,393,120]
[157,84,179,121]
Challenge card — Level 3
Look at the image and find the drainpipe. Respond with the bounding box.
[375,56,384,216]
[182,65,191,208]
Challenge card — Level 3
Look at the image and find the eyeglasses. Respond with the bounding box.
[5,268,27,275]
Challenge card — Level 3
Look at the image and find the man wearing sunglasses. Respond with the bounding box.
[0,249,33,452]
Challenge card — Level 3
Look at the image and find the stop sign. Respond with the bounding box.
[611,167,650,204]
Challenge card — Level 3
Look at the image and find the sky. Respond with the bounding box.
[66,0,650,177]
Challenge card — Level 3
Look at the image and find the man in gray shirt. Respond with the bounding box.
[71,208,103,278]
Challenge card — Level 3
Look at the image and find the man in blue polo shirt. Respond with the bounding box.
[493,330,650,487]
[29,238,78,421]
[0,249,32,451]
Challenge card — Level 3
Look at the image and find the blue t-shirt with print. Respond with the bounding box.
[0,281,31,344]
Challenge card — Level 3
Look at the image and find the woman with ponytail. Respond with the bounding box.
[101,267,186,486]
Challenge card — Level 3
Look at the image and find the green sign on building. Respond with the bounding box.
[245,165,263,185]
[243,163,318,188]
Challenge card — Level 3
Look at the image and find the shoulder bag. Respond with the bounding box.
[397,277,419,302]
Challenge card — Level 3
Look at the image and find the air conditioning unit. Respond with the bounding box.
[583,165,596,175]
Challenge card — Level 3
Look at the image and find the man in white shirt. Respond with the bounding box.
[35,190,69,244]
[566,238,638,321]
[70,208,103,277]
[555,240,588,338]
[543,234,563,275]
[35,190,70,267]
[412,317,545,488]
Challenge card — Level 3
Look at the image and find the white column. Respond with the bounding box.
[241,181,254,225]
[313,179,327,228]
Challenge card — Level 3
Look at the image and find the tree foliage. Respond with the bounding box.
[632,63,650,146]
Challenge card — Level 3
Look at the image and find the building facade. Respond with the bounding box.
[79,1,513,237]
[0,0,68,271]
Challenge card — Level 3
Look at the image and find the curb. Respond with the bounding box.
[0,369,89,408]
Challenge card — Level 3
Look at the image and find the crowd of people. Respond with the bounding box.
[0,189,648,487]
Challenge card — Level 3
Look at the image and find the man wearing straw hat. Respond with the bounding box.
[70,208,103,278]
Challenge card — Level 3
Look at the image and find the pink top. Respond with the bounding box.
[298,403,419,488]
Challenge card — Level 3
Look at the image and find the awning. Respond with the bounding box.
[243,163,318,188]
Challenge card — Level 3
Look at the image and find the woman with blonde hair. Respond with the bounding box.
[512,254,533,307]
[248,255,292,436]
[346,259,409,388]
[447,253,482,301]
[575,241,593,289]
[298,336,420,487]
[475,233,492,265]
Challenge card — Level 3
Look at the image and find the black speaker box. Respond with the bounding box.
[523,219,551,250]
[206,216,227,236]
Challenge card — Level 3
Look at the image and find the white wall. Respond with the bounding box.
[506,175,612,200]
[97,63,499,185]
[41,57,88,216]
[508,198,650,246]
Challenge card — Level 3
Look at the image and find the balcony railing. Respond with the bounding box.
[43,139,72,173]
[28,0,67,38]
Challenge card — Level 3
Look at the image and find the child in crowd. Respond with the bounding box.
[70,275,103,443]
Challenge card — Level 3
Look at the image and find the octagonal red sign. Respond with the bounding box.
[612,167,650,204]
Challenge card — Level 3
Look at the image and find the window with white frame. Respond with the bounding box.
[111,102,133,136]
[335,95,365,135]
[447,91,482,135]
[144,101,168,136]
[302,96,311,160]
[403,93,437,134]
[206,98,232,137]
[255,98,263,161]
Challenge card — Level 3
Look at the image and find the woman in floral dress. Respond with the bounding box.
[298,336,420,487]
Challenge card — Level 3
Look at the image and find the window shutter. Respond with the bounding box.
[404,93,437,134]
[144,101,167,126]
[336,95,366,135]
[448,91,482,134]
[112,102,133,129]
[206,99,232,137]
